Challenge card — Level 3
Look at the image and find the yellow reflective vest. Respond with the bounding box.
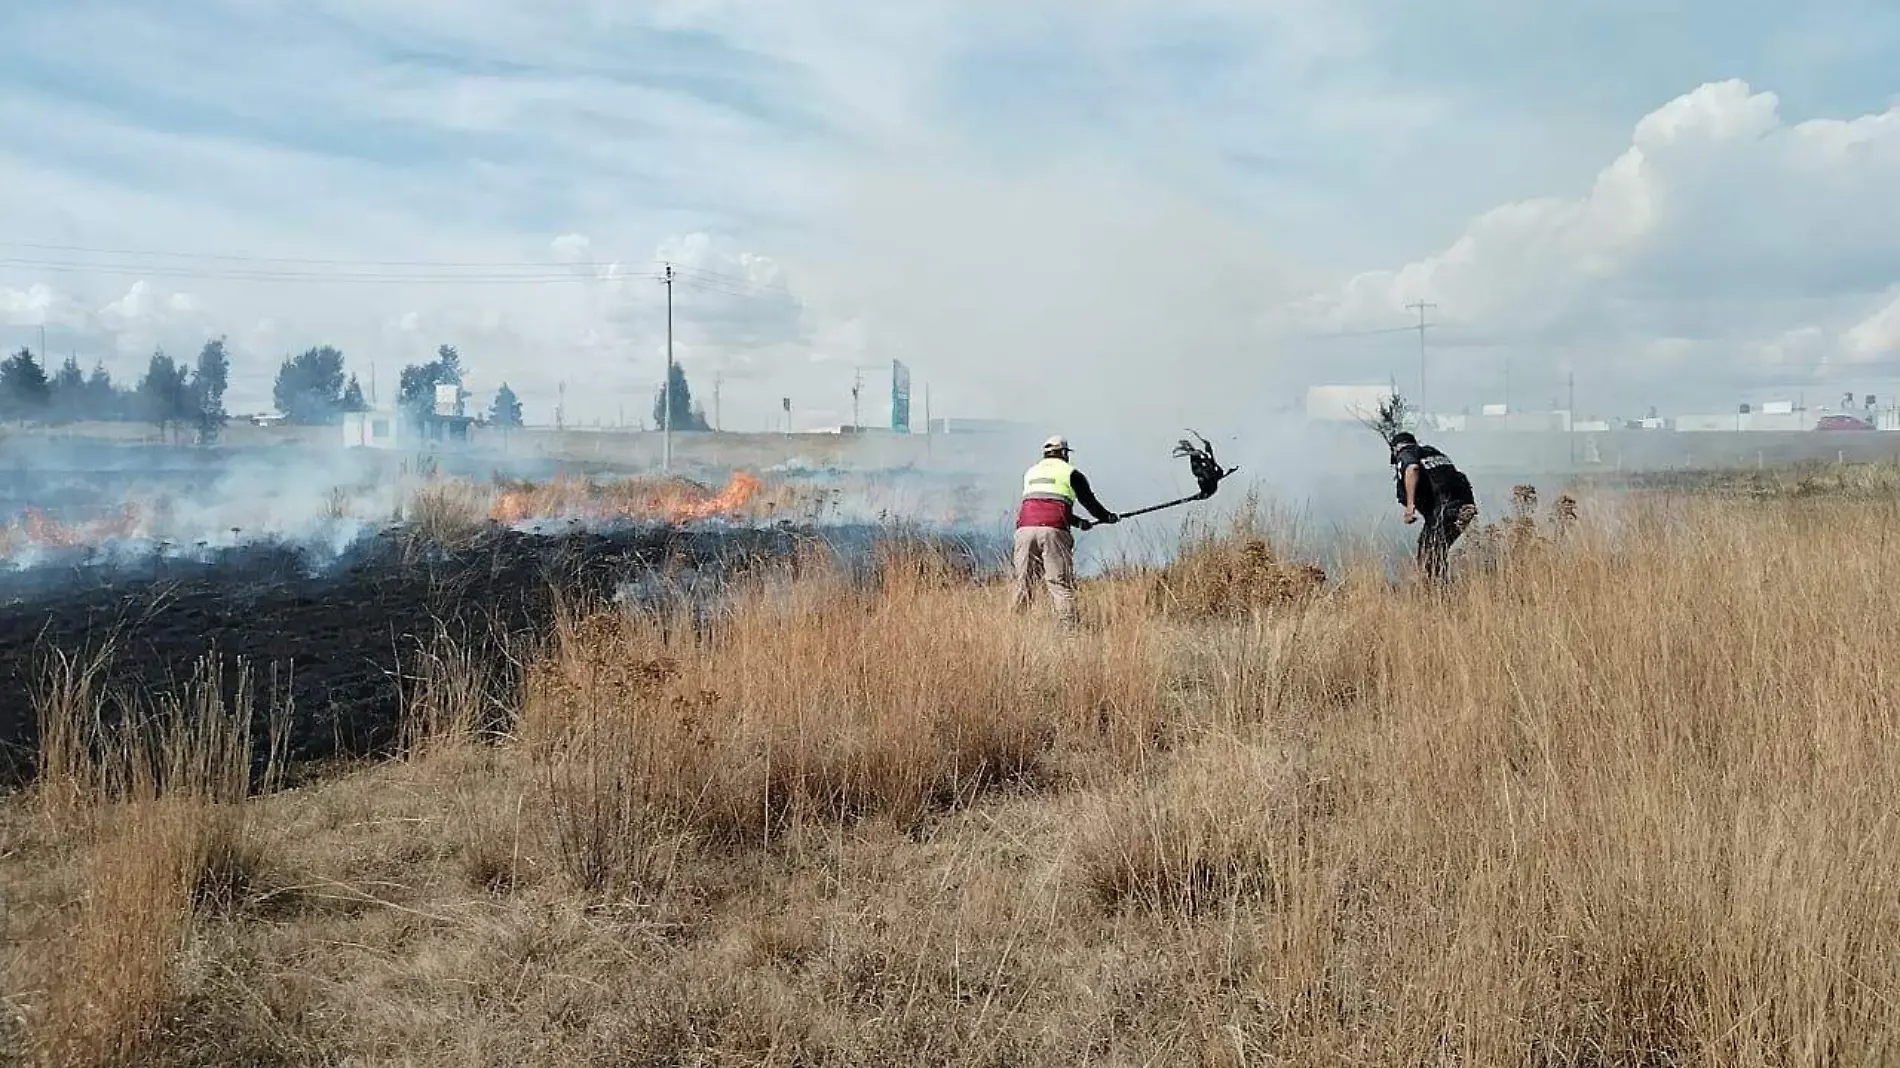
[1022,458,1076,502]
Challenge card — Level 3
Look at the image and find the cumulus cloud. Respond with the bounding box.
[1297,79,1900,405]
[95,281,218,358]
[0,283,80,328]
[8,0,1900,431]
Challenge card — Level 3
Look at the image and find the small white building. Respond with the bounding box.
[342,409,402,449]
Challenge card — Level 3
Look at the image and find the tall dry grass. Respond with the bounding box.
[6,487,1900,1065]
[521,544,1169,889]
[19,654,279,1068]
[1069,493,1900,1063]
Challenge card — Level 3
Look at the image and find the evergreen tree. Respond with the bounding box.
[49,356,86,423]
[136,349,194,440]
[0,348,51,422]
[272,346,349,424]
[489,382,523,427]
[84,363,121,420]
[651,363,709,431]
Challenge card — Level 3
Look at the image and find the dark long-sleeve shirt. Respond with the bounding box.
[1069,470,1116,524]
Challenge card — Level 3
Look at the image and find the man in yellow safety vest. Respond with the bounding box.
[1012,434,1119,628]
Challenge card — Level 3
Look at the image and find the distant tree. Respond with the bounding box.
[0,348,51,422]
[49,355,86,424]
[489,382,523,428]
[341,374,368,413]
[136,349,194,440]
[272,346,349,424]
[83,362,122,420]
[397,343,466,422]
[1357,390,1415,446]
[189,337,232,441]
[652,363,710,431]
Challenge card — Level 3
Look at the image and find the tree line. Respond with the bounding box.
[0,339,528,438]
[0,339,232,441]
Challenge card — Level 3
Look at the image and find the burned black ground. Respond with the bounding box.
[0,520,1002,786]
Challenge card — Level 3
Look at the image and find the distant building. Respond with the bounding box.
[342,408,475,448]
[1674,411,1814,432]
[342,410,400,449]
[924,418,1039,436]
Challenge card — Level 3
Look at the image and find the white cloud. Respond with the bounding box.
[1,283,79,328]
[6,1,1900,431]
[1296,79,1900,404]
[1843,291,1900,362]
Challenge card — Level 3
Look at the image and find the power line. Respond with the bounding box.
[0,239,762,275]
[0,241,794,293]
[1295,323,1430,343]
[0,257,664,284]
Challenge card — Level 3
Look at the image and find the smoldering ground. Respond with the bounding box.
[0,434,1011,785]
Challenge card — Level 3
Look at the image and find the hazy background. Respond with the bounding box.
[4,0,1900,546]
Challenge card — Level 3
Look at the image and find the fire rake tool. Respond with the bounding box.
[1084,431,1238,526]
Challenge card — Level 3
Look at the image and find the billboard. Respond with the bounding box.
[891,359,912,432]
[433,382,461,417]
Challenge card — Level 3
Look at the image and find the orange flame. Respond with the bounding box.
[488,473,767,526]
[7,506,141,551]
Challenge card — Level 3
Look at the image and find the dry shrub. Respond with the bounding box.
[521,555,1166,883]
[399,631,500,759]
[1074,738,1306,918]
[25,655,276,1067]
[1147,508,1326,620]
[1461,483,1585,574]
[404,480,489,550]
[453,771,535,895]
[530,641,702,896]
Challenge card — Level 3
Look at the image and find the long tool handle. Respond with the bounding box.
[1116,493,1206,520]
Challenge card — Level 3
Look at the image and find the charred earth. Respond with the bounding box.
[0,520,1001,785]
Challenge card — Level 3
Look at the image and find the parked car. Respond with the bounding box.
[1816,414,1873,430]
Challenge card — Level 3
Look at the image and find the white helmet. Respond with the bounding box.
[1042,434,1070,456]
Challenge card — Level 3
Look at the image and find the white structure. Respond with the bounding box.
[1674,411,1814,432]
[342,409,402,449]
[1470,410,1572,433]
[1303,385,1393,423]
[924,417,1038,436]
[433,383,461,417]
[1480,403,1508,417]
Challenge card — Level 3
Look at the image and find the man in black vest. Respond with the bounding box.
[1389,431,1477,581]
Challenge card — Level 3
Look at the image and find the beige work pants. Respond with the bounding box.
[1011,525,1078,628]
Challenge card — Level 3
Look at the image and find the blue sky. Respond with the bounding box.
[3,1,1900,427]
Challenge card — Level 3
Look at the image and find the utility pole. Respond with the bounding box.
[39,324,46,361]
[661,262,674,472]
[713,371,722,431]
[851,368,862,430]
[1568,370,1577,468]
[557,381,566,431]
[1406,300,1436,414]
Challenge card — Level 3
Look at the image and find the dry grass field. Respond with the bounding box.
[3,482,1898,1066]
